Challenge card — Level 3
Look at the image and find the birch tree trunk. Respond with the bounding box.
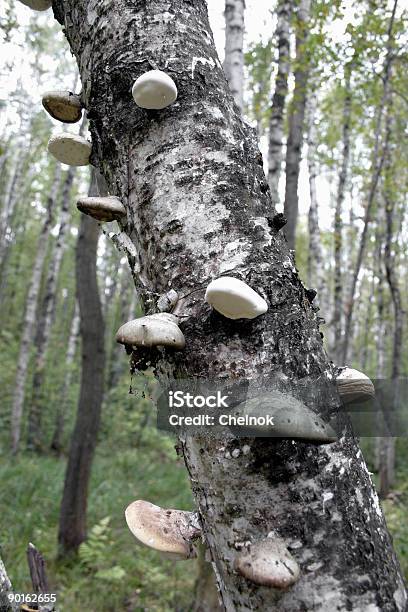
[58,170,105,555]
[223,0,245,112]
[27,166,76,451]
[283,0,311,251]
[50,302,80,454]
[10,164,61,455]
[379,104,403,498]
[306,93,324,306]
[332,66,351,365]
[268,0,292,204]
[341,0,397,363]
[53,0,407,608]
[27,118,85,450]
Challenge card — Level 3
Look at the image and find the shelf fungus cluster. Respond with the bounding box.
[336,367,375,404]
[116,313,185,350]
[235,536,300,588]
[125,500,200,560]
[17,0,51,10]
[205,276,268,320]
[132,70,178,110]
[42,91,82,124]
[233,391,337,444]
[48,133,92,167]
[77,196,126,222]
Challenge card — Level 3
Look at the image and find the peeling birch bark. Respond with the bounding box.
[52,1,407,609]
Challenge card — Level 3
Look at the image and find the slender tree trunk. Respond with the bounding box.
[379,103,403,498]
[223,0,245,112]
[0,146,25,266]
[26,166,76,451]
[341,0,398,363]
[50,302,80,454]
[268,0,292,204]
[333,66,351,364]
[10,165,61,455]
[193,547,223,612]
[283,0,311,251]
[53,1,407,608]
[306,93,324,305]
[58,170,105,555]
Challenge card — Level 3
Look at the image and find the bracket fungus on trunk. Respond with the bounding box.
[132,70,178,110]
[234,391,337,444]
[125,500,200,560]
[77,196,126,222]
[336,367,375,404]
[42,90,82,123]
[116,313,185,350]
[205,276,268,320]
[17,0,52,10]
[48,133,92,166]
[235,535,300,588]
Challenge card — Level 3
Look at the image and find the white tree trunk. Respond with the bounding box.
[10,165,61,454]
[223,0,245,111]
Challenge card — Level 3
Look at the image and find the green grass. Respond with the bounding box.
[0,433,196,612]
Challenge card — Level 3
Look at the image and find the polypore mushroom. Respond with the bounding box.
[132,70,178,110]
[205,276,268,320]
[42,90,82,123]
[125,500,199,560]
[116,313,185,349]
[234,390,337,444]
[336,367,375,404]
[17,0,52,10]
[77,196,126,222]
[48,133,92,166]
[235,536,300,588]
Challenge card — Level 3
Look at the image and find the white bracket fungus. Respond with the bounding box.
[77,196,126,222]
[42,91,82,124]
[17,0,52,10]
[115,313,185,349]
[205,276,268,320]
[234,536,300,588]
[132,70,178,110]
[48,133,92,166]
[234,391,337,444]
[125,500,200,560]
[336,367,375,404]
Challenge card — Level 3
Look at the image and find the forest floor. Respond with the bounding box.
[0,436,407,611]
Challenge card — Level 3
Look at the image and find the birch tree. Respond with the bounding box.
[27,166,76,451]
[283,0,311,251]
[10,164,61,454]
[268,0,292,204]
[223,0,245,112]
[50,0,407,608]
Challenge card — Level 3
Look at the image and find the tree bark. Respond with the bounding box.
[0,554,18,612]
[341,0,398,363]
[306,92,325,306]
[50,301,80,454]
[223,0,245,112]
[58,169,105,556]
[268,0,292,205]
[379,102,403,498]
[27,166,76,452]
[10,164,61,454]
[283,0,311,251]
[332,66,351,365]
[53,0,407,608]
